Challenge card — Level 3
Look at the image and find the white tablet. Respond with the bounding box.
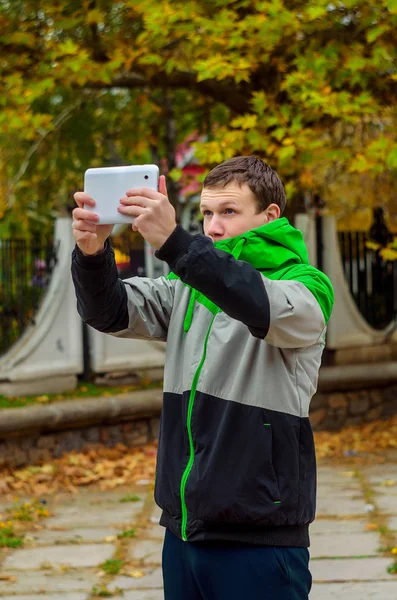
[83,164,159,224]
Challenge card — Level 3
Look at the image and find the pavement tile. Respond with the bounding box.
[0,571,97,594]
[145,523,165,540]
[121,592,164,600]
[129,539,163,564]
[310,532,380,558]
[44,503,142,529]
[311,557,395,581]
[317,486,362,498]
[310,581,397,599]
[388,516,397,530]
[28,526,119,546]
[373,486,397,496]
[150,504,162,520]
[310,519,368,535]
[315,496,368,516]
[108,568,163,591]
[363,466,397,486]
[317,469,358,485]
[2,543,114,570]
[0,596,87,600]
[373,493,397,514]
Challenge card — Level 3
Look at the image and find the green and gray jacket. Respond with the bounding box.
[71,218,334,547]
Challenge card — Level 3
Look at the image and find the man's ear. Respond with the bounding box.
[264,203,281,222]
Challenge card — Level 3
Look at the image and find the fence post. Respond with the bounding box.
[82,321,91,381]
[316,213,324,272]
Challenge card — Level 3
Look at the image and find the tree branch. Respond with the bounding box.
[9,98,83,196]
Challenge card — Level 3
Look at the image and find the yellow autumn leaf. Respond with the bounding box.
[380,248,397,261]
[365,241,381,251]
[36,395,49,403]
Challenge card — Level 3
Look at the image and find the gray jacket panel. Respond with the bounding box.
[110,276,176,342]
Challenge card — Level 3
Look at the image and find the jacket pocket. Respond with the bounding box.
[185,414,286,526]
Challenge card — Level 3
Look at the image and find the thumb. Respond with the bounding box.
[159,174,168,196]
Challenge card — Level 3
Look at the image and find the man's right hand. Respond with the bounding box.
[72,192,114,256]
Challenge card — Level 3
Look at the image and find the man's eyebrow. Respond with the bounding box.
[200,200,239,209]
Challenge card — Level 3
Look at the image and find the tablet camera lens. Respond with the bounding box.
[144,175,149,180]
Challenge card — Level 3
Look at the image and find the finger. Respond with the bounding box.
[159,175,168,196]
[75,231,98,242]
[117,204,147,217]
[132,214,145,232]
[74,192,96,208]
[72,219,97,233]
[120,195,154,207]
[73,207,99,222]
[125,187,163,200]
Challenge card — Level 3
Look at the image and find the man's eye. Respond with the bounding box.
[224,208,235,214]
[203,210,212,217]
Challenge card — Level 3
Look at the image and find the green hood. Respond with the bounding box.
[214,217,334,323]
[168,218,334,330]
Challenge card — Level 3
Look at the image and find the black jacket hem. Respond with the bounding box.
[159,511,310,547]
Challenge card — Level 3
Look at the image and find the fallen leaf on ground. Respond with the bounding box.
[35,395,49,403]
[1,416,397,499]
[0,574,17,582]
[314,415,397,460]
[104,535,117,542]
[0,442,157,497]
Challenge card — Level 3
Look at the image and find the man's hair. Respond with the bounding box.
[203,156,286,215]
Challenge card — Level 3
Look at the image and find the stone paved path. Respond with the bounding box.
[0,463,396,599]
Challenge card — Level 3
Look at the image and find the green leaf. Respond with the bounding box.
[367,25,389,43]
[58,40,79,55]
[87,9,105,25]
[386,147,397,169]
[387,0,397,15]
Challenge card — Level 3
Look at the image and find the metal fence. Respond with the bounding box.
[338,231,397,330]
[0,238,58,356]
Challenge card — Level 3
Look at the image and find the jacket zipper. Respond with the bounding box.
[180,314,216,541]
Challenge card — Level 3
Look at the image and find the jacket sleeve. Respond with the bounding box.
[259,277,326,348]
[71,241,174,341]
[156,225,325,347]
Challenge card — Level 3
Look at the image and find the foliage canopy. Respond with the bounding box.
[1,0,396,234]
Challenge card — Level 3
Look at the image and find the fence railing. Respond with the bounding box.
[338,231,397,331]
[0,238,58,356]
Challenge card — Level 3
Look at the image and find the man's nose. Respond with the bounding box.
[207,216,224,237]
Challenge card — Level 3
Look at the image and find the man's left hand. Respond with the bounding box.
[118,175,177,250]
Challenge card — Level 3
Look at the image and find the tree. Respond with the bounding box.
[0,0,396,235]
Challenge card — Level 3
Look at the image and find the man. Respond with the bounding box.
[71,156,334,600]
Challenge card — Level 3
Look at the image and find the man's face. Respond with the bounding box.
[200,181,279,242]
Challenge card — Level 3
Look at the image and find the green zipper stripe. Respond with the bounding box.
[180,313,217,541]
[167,273,220,315]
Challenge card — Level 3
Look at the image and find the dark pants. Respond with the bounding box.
[162,529,312,600]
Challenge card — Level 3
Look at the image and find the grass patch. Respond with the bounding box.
[7,499,50,522]
[117,528,136,539]
[0,523,24,548]
[100,559,125,575]
[387,562,397,575]
[91,585,111,598]
[119,494,141,503]
[0,499,50,549]
[0,380,162,410]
